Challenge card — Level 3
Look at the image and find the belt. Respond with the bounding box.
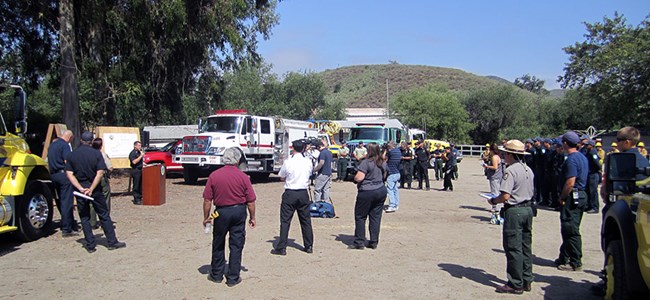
[285,188,308,192]
[504,201,532,209]
[215,203,245,209]
[50,170,65,174]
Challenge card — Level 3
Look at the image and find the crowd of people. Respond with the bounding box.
[480,126,650,295]
[47,130,126,253]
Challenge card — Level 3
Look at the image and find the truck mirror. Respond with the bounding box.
[338,129,343,143]
[13,87,27,134]
[198,118,204,133]
[606,152,637,195]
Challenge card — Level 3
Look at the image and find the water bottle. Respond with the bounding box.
[572,188,579,205]
[204,223,212,234]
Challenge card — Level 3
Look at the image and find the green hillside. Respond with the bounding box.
[318,64,515,108]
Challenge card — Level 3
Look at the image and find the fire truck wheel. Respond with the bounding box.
[15,181,54,242]
[183,167,199,185]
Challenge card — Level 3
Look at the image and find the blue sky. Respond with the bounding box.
[257,1,649,89]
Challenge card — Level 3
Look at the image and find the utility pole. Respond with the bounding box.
[386,79,389,119]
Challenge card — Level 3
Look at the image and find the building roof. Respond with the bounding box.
[143,125,198,142]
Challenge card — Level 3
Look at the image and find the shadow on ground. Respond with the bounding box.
[266,236,303,250]
[438,263,505,288]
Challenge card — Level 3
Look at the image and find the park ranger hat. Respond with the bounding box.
[499,139,530,155]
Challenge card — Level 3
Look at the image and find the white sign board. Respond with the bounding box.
[103,133,138,158]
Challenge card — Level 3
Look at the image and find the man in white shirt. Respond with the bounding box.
[271,140,315,256]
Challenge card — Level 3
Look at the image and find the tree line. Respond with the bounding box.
[0,4,647,146]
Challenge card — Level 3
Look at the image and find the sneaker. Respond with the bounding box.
[553,258,566,266]
[587,209,599,214]
[84,246,96,253]
[557,264,582,271]
[107,241,127,250]
[385,206,398,213]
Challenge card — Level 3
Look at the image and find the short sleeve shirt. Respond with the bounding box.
[339,146,350,157]
[357,159,387,191]
[386,148,402,174]
[202,165,256,206]
[65,144,107,187]
[354,146,367,160]
[129,149,143,170]
[318,149,333,175]
[47,138,72,172]
[278,154,313,189]
[562,151,589,190]
[500,162,535,204]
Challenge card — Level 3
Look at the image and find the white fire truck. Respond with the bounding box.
[173,110,319,183]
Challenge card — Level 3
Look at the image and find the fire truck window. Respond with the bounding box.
[261,120,271,134]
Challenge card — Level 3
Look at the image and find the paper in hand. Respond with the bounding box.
[73,191,94,201]
[479,193,499,199]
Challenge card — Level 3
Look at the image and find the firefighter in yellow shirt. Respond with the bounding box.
[638,141,648,159]
[595,142,605,165]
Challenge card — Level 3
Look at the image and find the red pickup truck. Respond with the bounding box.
[144,139,183,173]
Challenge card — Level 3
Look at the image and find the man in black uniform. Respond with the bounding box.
[399,141,413,189]
[414,140,430,190]
[541,139,555,206]
[442,146,456,191]
[532,137,545,204]
[582,140,601,214]
[47,130,79,236]
[66,131,126,253]
[129,141,144,205]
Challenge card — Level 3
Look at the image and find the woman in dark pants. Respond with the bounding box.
[353,143,388,249]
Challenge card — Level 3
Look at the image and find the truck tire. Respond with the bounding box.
[429,158,436,169]
[605,240,629,300]
[14,181,54,242]
[183,166,199,185]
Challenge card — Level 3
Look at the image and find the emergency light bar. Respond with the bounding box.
[355,122,385,126]
[215,109,248,115]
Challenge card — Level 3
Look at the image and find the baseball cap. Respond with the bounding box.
[81,131,94,142]
[562,131,581,145]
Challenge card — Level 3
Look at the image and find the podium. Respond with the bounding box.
[142,164,166,206]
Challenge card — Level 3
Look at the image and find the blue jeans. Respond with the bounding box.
[386,173,401,208]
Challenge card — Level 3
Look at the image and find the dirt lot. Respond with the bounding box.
[1,161,605,299]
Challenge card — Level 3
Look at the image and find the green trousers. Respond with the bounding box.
[558,191,587,267]
[337,157,349,180]
[90,175,111,228]
[502,205,534,289]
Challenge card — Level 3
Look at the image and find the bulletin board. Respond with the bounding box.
[96,126,140,169]
[41,124,69,160]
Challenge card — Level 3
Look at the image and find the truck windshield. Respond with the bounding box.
[201,116,241,133]
[350,128,387,141]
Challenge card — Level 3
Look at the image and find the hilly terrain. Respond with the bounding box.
[318,64,517,108]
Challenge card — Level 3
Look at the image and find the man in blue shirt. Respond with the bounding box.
[555,131,589,271]
[47,130,79,237]
[384,141,402,213]
[313,139,333,202]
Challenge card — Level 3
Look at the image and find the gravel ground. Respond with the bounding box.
[0,161,604,299]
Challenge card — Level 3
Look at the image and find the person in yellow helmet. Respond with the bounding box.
[607,142,619,155]
[595,142,605,166]
[481,143,491,164]
[638,141,648,158]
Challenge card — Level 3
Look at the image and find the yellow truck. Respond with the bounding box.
[0,85,54,241]
[601,152,650,299]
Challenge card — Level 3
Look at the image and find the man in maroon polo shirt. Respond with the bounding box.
[202,148,256,287]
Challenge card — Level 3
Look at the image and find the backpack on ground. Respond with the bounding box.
[310,201,335,218]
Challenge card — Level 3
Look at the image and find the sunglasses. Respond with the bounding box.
[616,138,629,142]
